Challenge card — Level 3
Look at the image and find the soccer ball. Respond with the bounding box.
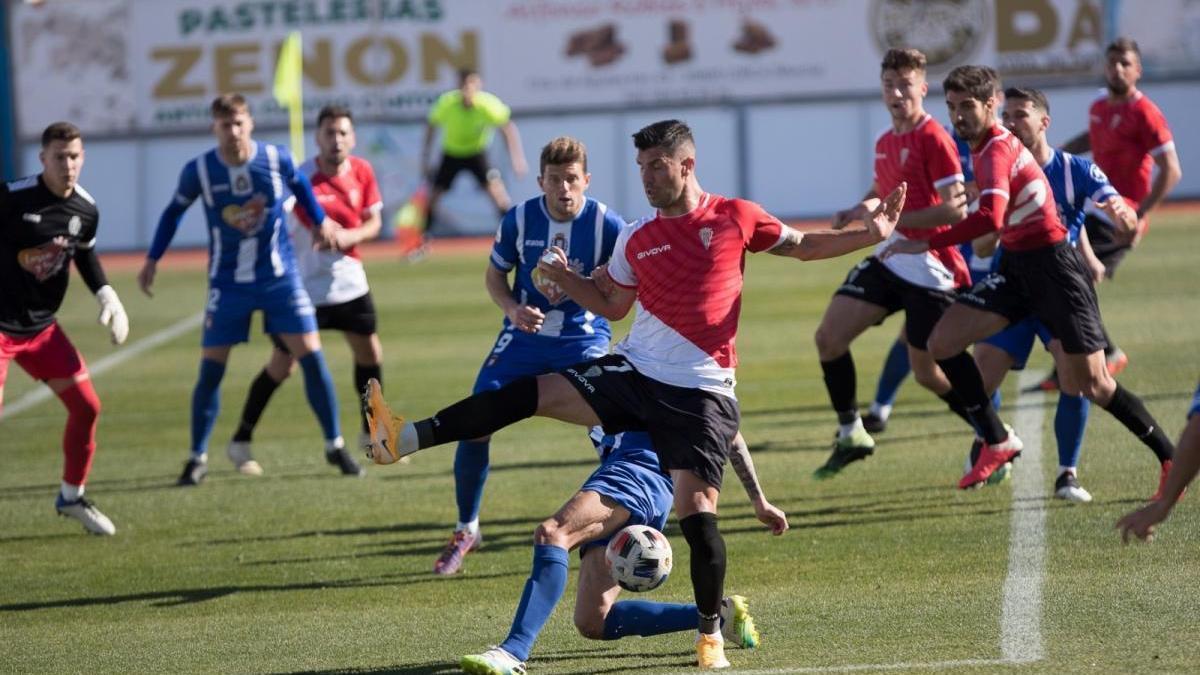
[605,524,672,592]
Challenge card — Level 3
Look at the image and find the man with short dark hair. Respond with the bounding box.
[967,85,1138,502]
[139,94,365,486]
[421,69,527,242]
[1057,37,1182,379]
[224,105,385,475]
[811,47,971,479]
[883,66,1175,496]
[0,121,129,535]
[365,118,906,670]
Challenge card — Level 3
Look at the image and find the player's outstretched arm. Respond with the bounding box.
[1117,411,1200,543]
[537,247,636,320]
[729,433,788,535]
[771,182,906,261]
[831,185,881,230]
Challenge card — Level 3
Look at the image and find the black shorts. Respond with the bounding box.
[1083,214,1131,277]
[269,293,377,353]
[833,257,956,350]
[955,241,1106,355]
[560,354,740,490]
[431,153,495,191]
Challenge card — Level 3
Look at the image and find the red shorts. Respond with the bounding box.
[0,323,87,399]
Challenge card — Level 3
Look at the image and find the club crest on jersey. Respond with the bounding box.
[17,236,69,282]
[68,215,82,237]
[221,194,268,235]
[699,227,713,250]
[900,147,910,165]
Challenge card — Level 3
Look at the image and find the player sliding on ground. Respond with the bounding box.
[459,429,787,675]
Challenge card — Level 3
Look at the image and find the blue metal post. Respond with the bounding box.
[0,2,17,179]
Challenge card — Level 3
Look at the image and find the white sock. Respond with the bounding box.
[869,402,892,420]
[399,422,420,455]
[191,453,208,464]
[60,482,84,501]
[325,436,345,452]
[838,416,863,440]
[456,520,480,535]
[1058,466,1076,477]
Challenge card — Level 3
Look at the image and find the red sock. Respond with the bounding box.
[58,378,101,486]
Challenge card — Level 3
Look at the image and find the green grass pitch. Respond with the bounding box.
[2,211,1198,673]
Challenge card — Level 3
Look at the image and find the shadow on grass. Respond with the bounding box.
[275,648,694,675]
[0,568,525,613]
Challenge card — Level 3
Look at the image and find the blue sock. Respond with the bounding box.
[500,544,569,662]
[603,600,699,639]
[190,358,226,457]
[454,440,490,524]
[298,351,340,441]
[872,337,911,407]
[1055,393,1089,469]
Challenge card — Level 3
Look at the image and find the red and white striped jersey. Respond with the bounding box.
[929,124,1067,253]
[870,114,969,290]
[606,194,784,397]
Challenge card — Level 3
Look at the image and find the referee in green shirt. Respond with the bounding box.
[421,69,528,240]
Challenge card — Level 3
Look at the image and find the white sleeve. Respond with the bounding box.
[605,220,640,287]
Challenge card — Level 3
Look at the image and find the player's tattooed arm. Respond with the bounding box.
[730,433,789,535]
[538,247,635,320]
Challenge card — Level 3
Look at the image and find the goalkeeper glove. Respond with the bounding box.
[96,285,129,345]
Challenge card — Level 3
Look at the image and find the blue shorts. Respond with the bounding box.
[473,329,609,393]
[1189,382,1200,419]
[981,316,1054,370]
[579,454,674,557]
[203,276,317,347]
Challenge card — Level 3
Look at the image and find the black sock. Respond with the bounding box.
[820,352,858,424]
[415,377,539,448]
[679,512,726,634]
[232,369,283,443]
[1101,383,1174,462]
[936,352,1007,444]
[938,389,975,428]
[355,363,382,435]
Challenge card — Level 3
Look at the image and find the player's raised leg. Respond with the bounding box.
[365,371,600,464]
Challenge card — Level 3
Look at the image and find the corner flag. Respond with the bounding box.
[274,31,304,162]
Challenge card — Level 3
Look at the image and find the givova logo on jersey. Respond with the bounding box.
[221,194,269,235]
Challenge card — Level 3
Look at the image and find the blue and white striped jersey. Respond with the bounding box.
[490,195,624,339]
[148,142,325,286]
[1041,149,1119,243]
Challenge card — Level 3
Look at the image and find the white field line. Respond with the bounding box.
[667,372,1049,675]
[0,312,203,421]
[999,370,1048,664]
